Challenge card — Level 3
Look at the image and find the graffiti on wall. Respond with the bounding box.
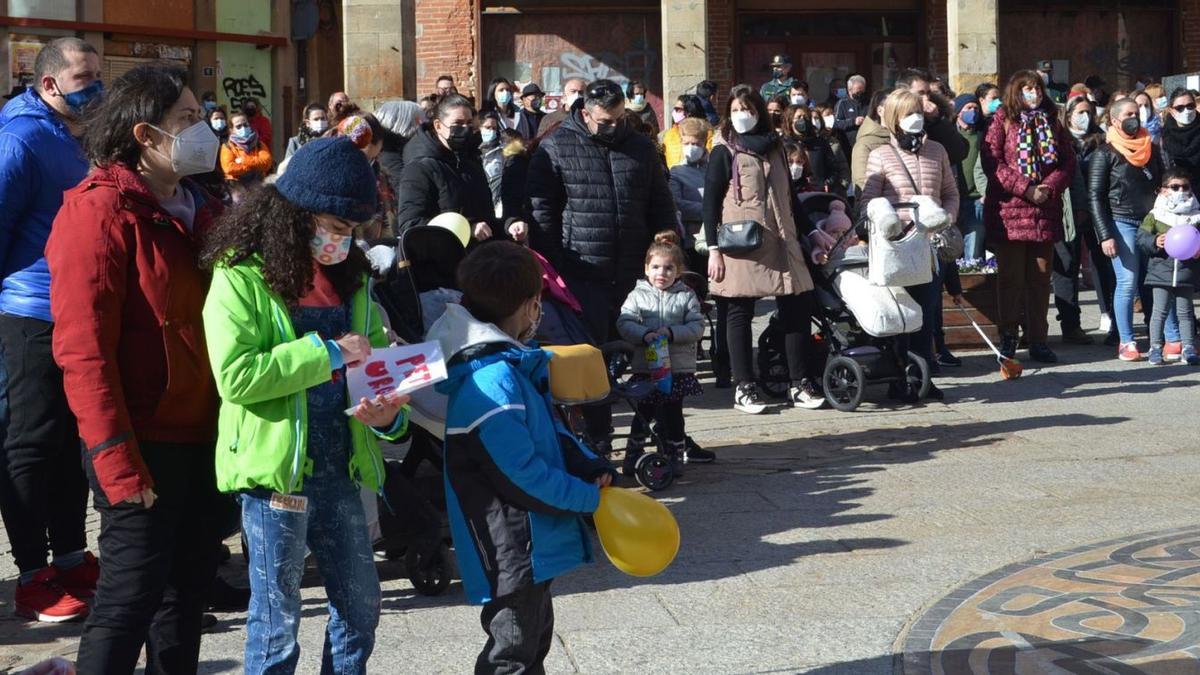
[215,42,272,115]
[223,73,268,111]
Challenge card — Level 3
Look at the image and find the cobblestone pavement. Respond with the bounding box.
[3,295,1200,673]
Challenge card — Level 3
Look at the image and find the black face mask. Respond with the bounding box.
[772,68,786,79]
[244,106,258,118]
[793,119,809,135]
[1121,117,1142,137]
[898,131,924,152]
[446,125,472,151]
[592,121,622,146]
[770,112,782,127]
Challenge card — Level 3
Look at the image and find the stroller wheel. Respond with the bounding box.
[406,542,452,596]
[635,452,674,491]
[905,352,932,401]
[822,355,866,412]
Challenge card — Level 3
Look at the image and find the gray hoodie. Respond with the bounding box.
[616,279,705,374]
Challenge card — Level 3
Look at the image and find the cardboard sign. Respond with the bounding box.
[345,342,447,415]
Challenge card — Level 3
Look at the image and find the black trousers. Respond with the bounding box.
[0,314,87,574]
[476,581,554,675]
[629,401,685,445]
[725,293,813,385]
[76,441,223,675]
[564,276,624,444]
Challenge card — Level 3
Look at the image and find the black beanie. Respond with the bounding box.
[276,137,378,221]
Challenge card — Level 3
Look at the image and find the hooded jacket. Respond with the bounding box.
[429,304,612,605]
[851,117,893,190]
[0,88,89,321]
[527,109,678,287]
[1136,194,1200,289]
[617,279,705,374]
[396,126,496,236]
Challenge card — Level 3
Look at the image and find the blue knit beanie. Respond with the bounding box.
[953,93,978,115]
[276,137,378,221]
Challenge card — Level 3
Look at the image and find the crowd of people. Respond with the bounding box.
[3,35,1200,675]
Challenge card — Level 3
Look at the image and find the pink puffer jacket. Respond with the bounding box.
[979,109,1076,243]
[860,137,959,216]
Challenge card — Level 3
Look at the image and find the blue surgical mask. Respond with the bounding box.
[836,88,848,99]
[986,98,1002,114]
[1023,90,1040,105]
[481,128,497,144]
[632,94,645,106]
[62,80,103,115]
[962,109,979,126]
[496,90,512,105]
[203,100,217,112]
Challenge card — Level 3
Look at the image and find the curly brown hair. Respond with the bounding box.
[200,185,369,306]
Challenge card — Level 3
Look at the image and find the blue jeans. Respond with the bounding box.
[959,199,986,261]
[1111,218,1178,343]
[241,447,380,675]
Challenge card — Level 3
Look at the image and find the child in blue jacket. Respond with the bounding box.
[427,241,616,673]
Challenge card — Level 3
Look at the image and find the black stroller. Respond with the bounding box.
[757,193,932,411]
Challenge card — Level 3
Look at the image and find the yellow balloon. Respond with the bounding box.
[427,211,471,247]
[593,487,680,577]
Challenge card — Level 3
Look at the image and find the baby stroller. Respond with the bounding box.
[369,225,467,595]
[757,194,931,411]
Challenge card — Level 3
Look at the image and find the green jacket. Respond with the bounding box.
[203,259,407,495]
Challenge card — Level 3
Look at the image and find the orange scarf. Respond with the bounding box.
[1106,126,1152,167]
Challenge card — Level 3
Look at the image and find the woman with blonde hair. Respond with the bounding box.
[860,88,959,400]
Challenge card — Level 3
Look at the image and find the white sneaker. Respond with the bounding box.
[1098,314,1113,334]
[789,379,826,410]
[733,383,767,414]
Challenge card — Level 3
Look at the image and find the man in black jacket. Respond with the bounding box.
[896,68,969,166]
[526,78,678,450]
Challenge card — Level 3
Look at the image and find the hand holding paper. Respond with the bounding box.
[351,392,411,427]
[344,342,448,416]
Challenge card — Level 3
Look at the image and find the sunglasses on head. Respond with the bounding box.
[1167,183,1191,191]
[1175,103,1197,112]
[586,82,624,100]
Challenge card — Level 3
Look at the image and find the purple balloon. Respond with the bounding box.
[1164,225,1200,260]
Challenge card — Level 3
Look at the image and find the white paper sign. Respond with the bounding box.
[345,341,447,415]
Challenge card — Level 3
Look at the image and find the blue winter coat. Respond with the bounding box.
[428,304,613,605]
[0,89,88,321]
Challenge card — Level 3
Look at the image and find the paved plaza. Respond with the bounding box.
[3,294,1200,674]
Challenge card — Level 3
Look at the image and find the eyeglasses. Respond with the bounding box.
[586,82,624,101]
[1167,184,1191,191]
[1174,103,1197,112]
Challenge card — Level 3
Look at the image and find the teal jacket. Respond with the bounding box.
[202,259,407,495]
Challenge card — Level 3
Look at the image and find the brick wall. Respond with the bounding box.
[706,0,734,107]
[415,0,478,99]
[1183,0,1200,71]
[926,0,948,77]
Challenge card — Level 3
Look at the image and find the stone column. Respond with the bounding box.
[946,0,999,95]
[661,0,707,112]
[343,0,416,112]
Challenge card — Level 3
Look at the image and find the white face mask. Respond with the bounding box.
[1071,112,1090,131]
[1179,109,1198,127]
[210,118,226,132]
[790,94,807,106]
[310,224,353,265]
[1166,190,1199,214]
[308,119,329,133]
[731,111,757,134]
[562,92,580,110]
[822,115,835,128]
[1139,107,1152,124]
[789,163,805,181]
[900,113,925,134]
[150,121,219,177]
[681,143,704,165]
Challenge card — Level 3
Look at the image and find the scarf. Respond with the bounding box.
[1152,193,1200,228]
[296,123,323,147]
[1162,116,1200,164]
[1016,109,1059,182]
[229,128,259,152]
[1106,125,1153,167]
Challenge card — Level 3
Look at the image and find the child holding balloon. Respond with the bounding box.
[1137,168,1200,365]
[427,241,616,673]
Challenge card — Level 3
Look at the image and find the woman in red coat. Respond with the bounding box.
[980,70,1076,364]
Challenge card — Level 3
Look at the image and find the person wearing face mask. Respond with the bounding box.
[669,118,713,266]
[976,83,1002,120]
[0,36,101,626]
[851,89,895,190]
[896,68,970,166]
[625,79,660,136]
[1035,60,1067,105]
[861,89,960,399]
[45,62,224,672]
[200,137,408,674]
[783,104,839,194]
[766,94,789,133]
[787,81,810,108]
[514,82,547,139]
[284,102,328,161]
[1058,95,1115,345]
[397,94,524,243]
[953,94,986,261]
[540,76,587,130]
[812,103,852,194]
[527,79,678,451]
[1161,87,1200,181]
[662,94,712,167]
[481,77,518,130]
[981,70,1076,365]
[1133,89,1164,144]
[833,74,869,153]
[239,95,272,149]
[1089,97,1167,361]
[1136,169,1200,365]
[760,54,796,102]
[220,109,273,182]
[703,86,822,413]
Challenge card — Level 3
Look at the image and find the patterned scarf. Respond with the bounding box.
[1016,109,1059,182]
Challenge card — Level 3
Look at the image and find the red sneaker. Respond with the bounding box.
[14,568,89,622]
[53,552,99,600]
[1118,342,1141,362]
[1164,341,1183,362]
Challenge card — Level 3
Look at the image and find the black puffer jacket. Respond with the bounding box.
[1087,143,1164,242]
[396,127,497,236]
[526,110,677,286]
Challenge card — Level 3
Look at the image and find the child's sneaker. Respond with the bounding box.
[683,436,715,464]
[1148,345,1165,365]
[1118,341,1141,361]
[733,383,767,414]
[1185,345,1200,366]
[1164,341,1183,362]
[789,379,825,409]
[620,436,646,477]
